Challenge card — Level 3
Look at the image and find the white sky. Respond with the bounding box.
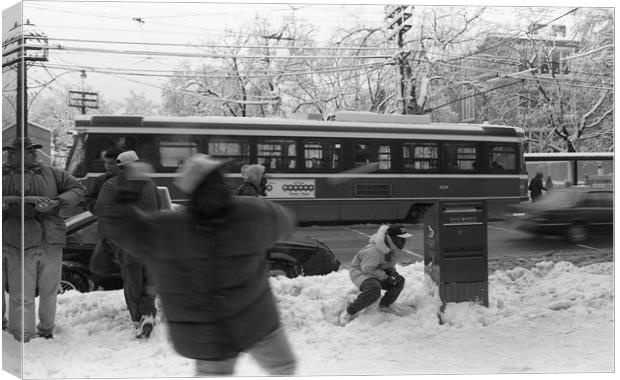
[2,0,614,109]
[1,260,615,379]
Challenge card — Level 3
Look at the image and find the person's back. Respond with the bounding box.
[139,195,293,357]
[117,154,296,374]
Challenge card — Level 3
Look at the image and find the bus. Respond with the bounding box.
[65,112,528,223]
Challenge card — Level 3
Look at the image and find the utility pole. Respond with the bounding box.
[385,5,413,114]
[68,70,99,114]
[2,20,49,139]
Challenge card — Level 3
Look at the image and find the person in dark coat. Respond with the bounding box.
[234,164,267,197]
[115,154,297,376]
[93,150,159,339]
[2,137,85,341]
[83,147,122,212]
[84,147,123,278]
[528,172,546,202]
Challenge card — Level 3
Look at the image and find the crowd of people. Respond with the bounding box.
[2,137,414,375]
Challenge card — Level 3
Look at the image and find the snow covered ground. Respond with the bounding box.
[1,260,615,378]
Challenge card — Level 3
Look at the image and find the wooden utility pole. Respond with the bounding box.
[385,5,413,114]
[2,20,49,139]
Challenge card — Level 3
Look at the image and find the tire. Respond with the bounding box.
[269,261,303,278]
[566,223,587,243]
[60,270,91,293]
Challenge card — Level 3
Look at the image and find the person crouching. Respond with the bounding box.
[338,224,412,325]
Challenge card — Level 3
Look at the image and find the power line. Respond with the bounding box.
[33,60,392,80]
[429,80,522,111]
[46,37,398,51]
[39,44,396,60]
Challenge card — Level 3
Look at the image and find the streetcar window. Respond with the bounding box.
[81,135,137,173]
[445,143,477,171]
[303,140,342,171]
[257,138,297,172]
[208,137,250,172]
[403,142,438,171]
[66,134,87,177]
[354,141,391,170]
[489,145,516,171]
[158,138,199,169]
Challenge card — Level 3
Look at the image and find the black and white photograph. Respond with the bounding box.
[1,0,615,378]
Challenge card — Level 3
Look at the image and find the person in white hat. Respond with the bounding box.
[115,153,297,376]
[93,150,159,339]
[338,224,412,325]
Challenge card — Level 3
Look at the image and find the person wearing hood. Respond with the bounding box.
[234,164,267,197]
[116,154,297,376]
[338,224,412,326]
[528,172,546,202]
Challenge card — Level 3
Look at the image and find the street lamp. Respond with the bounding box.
[2,19,49,139]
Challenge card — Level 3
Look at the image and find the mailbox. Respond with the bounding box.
[424,200,488,306]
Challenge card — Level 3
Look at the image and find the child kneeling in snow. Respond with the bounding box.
[339,224,412,325]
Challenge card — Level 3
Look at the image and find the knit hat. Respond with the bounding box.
[174,154,226,194]
[116,150,139,167]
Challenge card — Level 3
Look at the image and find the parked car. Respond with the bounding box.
[62,210,340,292]
[514,186,613,243]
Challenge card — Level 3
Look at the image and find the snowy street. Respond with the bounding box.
[2,260,614,377]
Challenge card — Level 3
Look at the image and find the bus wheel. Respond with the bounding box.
[269,261,303,278]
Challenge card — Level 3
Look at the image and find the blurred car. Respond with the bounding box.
[514,186,613,243]
[62,210,340,292]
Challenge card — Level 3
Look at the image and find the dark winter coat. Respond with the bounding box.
[234,164,266,197]
[528,173,546,201]
[93,172,160,240]
[83,172,115,212]
[118,196,295,360]
[2,163,85,249]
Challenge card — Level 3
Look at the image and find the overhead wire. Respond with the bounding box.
[33,60,393,80]
[46,37,398,51]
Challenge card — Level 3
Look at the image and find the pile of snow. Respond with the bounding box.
[2,261,614,378]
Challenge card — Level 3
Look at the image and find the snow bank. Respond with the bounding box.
[2,261,614,378]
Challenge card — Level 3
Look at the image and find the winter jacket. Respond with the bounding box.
[528,174,546,201]
[83,172,115,212]
[118,196,295,360]
[2,163,85,249]
[234,164,265,197]
[93,172,160,241]
[349,225,397,288]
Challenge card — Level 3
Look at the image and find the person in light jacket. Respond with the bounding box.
[114,154,297,376]
[339,224,412,326]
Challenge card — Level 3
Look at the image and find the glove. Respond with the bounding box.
[385,272,404,286]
